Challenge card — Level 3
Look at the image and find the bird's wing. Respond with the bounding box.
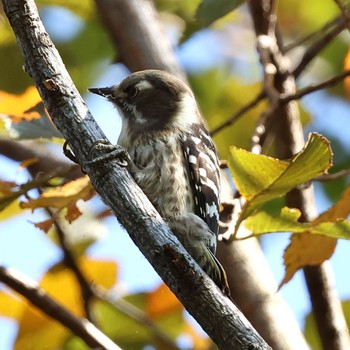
[181,123,220,238]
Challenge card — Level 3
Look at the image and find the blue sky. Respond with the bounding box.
[1,4,350,349]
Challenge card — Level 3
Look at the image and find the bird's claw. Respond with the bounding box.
[86,139,129,168]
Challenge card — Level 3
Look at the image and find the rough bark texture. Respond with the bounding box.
[2,0,272,348]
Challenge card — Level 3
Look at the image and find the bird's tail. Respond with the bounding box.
[188,242,232,300]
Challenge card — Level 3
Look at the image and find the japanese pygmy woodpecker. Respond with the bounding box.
[89,70,230,297]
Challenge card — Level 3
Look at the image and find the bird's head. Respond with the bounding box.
[89,70,200,132]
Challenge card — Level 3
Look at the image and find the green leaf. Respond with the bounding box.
[310,220,350,239]
[196,0,244,27]
[92,293,183,350]
[245,207,350,240]
[245,207,304,235]
[229,133,333,223]
[228,149,289,199]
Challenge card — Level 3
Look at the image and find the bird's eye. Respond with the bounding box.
[127,86,139,98]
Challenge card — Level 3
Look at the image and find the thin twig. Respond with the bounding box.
[281,69,350,103]
[316,169,350,181]
[51,214,95,321]
[283,16,343,53]
[293,17,345,78]
[48,210,182,349]
[0,264,121,350]
[334,0,350,31]
[210,91,264,136]
[251,34,282,153]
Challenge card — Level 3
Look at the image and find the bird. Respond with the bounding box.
[89,69,230,297]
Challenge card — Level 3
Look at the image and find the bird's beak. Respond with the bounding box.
[88,87,115,99]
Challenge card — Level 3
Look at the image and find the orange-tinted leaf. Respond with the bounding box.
[280,234,336,287]
[0,86,41,122]
[344,48,350,99]
[0,180,18,197]
[66,203,82,223]
[314,184,350,223]
[12,258,117,350]
[146,283,182,319]
[34,217,55,233]
[20,176,95,211]
[0,181,22,212]
[183,323,212,350]
[281,184,350,287]
[19,157,39,169]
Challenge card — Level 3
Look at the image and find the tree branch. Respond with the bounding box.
[292,16,344,78]
[210,91,264,137]
[94,0,185,80]
[248,1,350,349]
[2,0,271,348]
[0,264,122,350]
[281,69,350,103]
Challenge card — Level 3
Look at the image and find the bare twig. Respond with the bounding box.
[283,16,344,53]
[210,91,264,137]
[316,169,350,181]
[293,17,345,78]
[51,215,95,321]
[334,0,350,30]
[281,69,350,103]
[251,33,289,153]
[0,264,121,350]
[50,212,181,349]
[248,1,350,349]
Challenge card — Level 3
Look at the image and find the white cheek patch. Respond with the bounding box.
[135,80,153,91]
[172,93,198,129]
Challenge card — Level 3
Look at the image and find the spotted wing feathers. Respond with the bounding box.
[181,123,220,239]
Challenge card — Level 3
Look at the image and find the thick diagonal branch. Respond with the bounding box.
[2,0,271,348]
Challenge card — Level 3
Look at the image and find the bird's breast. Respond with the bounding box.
[124,134,195,218]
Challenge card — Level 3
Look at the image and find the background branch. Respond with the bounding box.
[0,264,122,350]
[248,1,350,349]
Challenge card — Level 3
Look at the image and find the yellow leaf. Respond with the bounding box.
[280,234,336,287]
[0,199,22,220]
[78,257,118,290]
[281,184,350,286]
[13,257,117,350]
[313,184,350,223]
[0,292,24,319]
[146,283,182,318]
[20,176,95,210]
[0,87,42,122]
